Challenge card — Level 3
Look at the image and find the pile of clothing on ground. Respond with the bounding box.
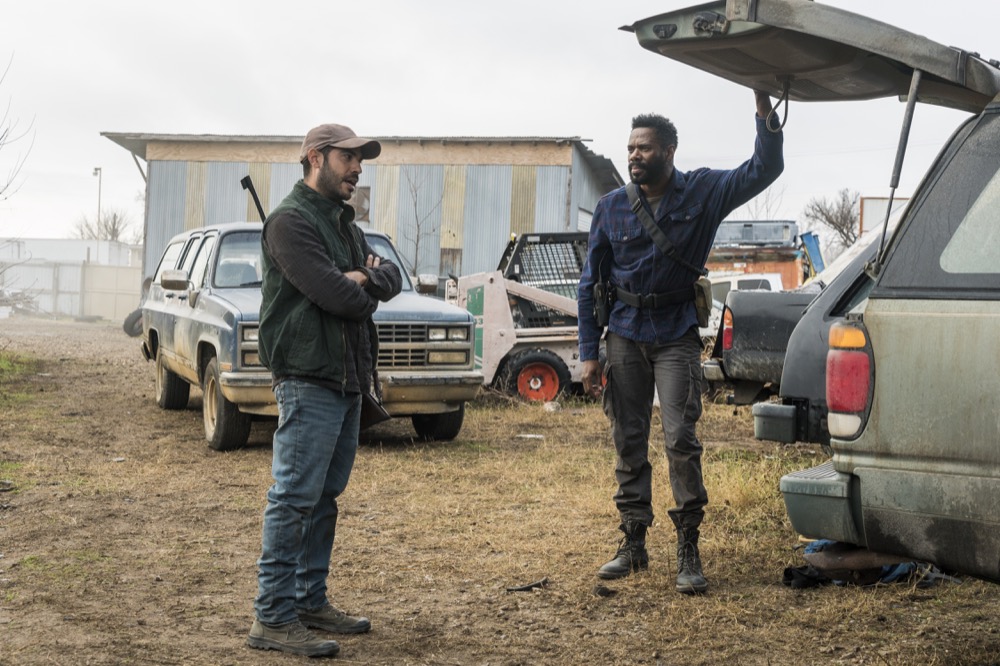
[782,539,962,589]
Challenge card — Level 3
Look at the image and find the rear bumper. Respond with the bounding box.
[702,359,726,382]
[780,461,862,544]
[752,402,797,443]
[381,370,483,415]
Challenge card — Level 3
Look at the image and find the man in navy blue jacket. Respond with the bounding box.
[577,91,783,594]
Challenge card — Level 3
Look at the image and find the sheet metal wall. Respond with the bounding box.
[0,261,82,316]
[142,153,612,279]
[0,261,142,319]
[0,238,133,265]
[461,165,514,277]
[534,166,571,234]
[204,162,250,226]
[572,145,611,232]
[144,161,188,277]
[270,163,302,213]
[394,165,445,275]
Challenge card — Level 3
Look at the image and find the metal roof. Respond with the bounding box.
[101,132,623,192]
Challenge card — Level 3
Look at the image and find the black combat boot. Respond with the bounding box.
[597,521,649,580]
[675,527,708,594]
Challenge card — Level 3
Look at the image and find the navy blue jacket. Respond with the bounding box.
[578,114,784,361]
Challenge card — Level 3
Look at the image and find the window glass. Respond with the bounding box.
[179,235,204,275]
[153,242,185,282]
[214,231,263,288]
[832,275,874,317]
[348,186,371,223]
[876,112,1000,294]
[939,170,1000,273]
[189,235,217,289]
[737,279,770,290]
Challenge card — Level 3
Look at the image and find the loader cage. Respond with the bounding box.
[496,232,588,328]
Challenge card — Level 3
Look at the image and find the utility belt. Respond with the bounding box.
[614,285,694,309]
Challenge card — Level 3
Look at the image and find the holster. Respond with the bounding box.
[593,281,614,327]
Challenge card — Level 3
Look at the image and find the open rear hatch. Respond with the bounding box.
[622,0,1000,113]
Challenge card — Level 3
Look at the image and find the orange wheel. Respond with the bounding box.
[500,349,571,402]
[517,362,560,402]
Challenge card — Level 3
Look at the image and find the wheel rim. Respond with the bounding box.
[203,373,218,437]
[155,357,164,401]
[516,362,559,402]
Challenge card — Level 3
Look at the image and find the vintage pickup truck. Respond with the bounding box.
[141,222,483,451]
[627,0,1000,580]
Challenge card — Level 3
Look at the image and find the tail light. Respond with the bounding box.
[721,307,734,351]
[826,321,873,439]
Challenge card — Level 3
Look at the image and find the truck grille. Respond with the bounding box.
[375,322,472,369]
[378,323,427,344]
[378,348,428,366]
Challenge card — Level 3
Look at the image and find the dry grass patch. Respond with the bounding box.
[4,319,1000,665]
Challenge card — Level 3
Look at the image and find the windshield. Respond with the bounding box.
[366,234,413,292]
[214,231,263,288]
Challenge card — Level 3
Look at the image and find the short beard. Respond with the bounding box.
[629,153,668,185]
[315,160,346,202]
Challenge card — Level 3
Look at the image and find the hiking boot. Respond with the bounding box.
[247,619,341,657]
[597,521,649,580]
[675,527,708,595]
[299,603,372,634]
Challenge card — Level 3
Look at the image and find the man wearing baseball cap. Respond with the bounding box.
[248,123,401,657]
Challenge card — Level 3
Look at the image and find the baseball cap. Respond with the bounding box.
[299,123,381,161]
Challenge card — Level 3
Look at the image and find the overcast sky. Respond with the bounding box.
[2,0,998,243]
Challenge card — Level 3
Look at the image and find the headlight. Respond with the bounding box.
[428,351,468,365]
[429,327,469,341]
[242,351,262,367]
[242,326,259,342]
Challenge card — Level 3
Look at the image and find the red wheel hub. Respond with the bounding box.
[517,362,559,402]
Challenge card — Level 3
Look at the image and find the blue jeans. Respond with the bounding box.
[254,379,362,626]
[604,330,707,530]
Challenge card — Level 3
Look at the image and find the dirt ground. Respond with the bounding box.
[3,317,1000,666]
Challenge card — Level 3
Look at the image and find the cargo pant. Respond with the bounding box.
[603,330,708,530]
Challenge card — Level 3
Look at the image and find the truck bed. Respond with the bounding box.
[707,287,818,403]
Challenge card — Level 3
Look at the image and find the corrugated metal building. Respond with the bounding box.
[102,133,623,279]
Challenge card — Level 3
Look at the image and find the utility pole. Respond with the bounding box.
[93,167,102,229]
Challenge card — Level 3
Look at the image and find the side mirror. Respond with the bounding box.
[415,273,439,295]
[160,269,190,292]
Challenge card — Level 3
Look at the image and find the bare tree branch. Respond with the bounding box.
[728,184,786,220]
[801,188,860,254]
[0,55,34,202]
[74,207,136,242]
[398,167,444,275]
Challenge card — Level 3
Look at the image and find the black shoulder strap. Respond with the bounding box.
[626,183,707,278]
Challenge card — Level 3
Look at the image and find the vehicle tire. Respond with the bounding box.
[412,403,465,441]
[155,352,190,410]
[500,349,571,402]
[202,357,252,451]
[123,308,143,337]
